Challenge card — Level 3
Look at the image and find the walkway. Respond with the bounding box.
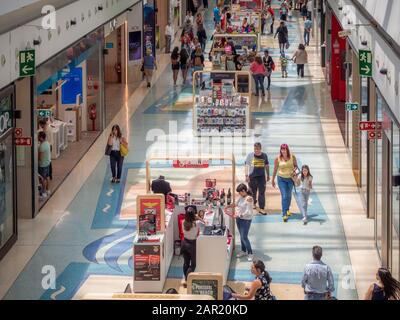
[0,2,378,300]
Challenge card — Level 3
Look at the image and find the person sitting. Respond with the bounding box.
[151,175,172,202]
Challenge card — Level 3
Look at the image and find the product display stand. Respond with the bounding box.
[192,71,251,137]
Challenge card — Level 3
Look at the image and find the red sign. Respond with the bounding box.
[15,137,32,146]
[15,128,23,137]
[368,131,382,140]
[359,121,383,131]
[137,195,165,233]
[173,160,210,169]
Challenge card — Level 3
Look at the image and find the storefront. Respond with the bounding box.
[32,27,105,212]
[0,85,17,261]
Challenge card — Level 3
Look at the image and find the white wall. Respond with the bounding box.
[0,0,141,90]
[0,0,43,16]
[328,0,400,123]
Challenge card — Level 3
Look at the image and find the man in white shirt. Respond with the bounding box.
[165,21,173,54]
[306,0,313,20]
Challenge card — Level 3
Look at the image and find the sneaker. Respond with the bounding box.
[236,251,247,258]
[283,215,289,222]
[259,209,267,215]
[247,254,254,262]
[287,210,292,217]
[111,178,116,183]
[303,218,308,225]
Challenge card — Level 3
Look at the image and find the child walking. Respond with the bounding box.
[295,165,313,225]
[280,53,288,78]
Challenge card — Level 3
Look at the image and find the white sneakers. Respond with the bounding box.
[236,251,247,258]
[236,251,255,262]
[303,217,308,225]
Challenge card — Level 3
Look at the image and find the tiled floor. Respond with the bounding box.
[0,2,380,300]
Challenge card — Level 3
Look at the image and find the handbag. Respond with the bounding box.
[120,143,129,157]
[105,144,112,156]
[285,41,290,50]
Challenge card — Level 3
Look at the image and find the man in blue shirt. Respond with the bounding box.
[213,5,221,27]
[301,246,335,300]
[304,17,313,46]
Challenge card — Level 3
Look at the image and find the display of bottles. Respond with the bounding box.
[227,188,232,206]
[220,189,226,206]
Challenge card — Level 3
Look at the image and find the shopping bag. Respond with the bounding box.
[120,143,129,157]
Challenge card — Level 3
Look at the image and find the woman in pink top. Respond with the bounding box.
[250,56,267,96]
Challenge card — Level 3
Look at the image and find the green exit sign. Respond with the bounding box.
[346,102,359,111]
[359,50,372,77]
[37,109,52,118]
[19,49,35,77]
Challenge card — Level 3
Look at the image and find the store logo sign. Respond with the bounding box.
[41,5,57,30]
[0,111,11,137]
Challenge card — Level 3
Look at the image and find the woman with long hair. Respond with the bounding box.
[365,268,400,300]
[232,260,275,300]
[294,165,313,224]
[292,43,308,78]
[274,21,289,55]
[272,144,298,222]
[171,47,180,86]
[181,206,204,287]
[250,56,267,97]
[230,184,255,261]
[107,125,128,184]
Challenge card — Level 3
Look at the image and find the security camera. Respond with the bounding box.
[380,68,388,75]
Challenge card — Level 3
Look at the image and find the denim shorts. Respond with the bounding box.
[39,165,50,179]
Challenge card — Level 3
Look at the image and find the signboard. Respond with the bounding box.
[187,273,223,300]
[345,102,359,111]
[19,50,35,77]
[106,42,114,49]
[15,137,32,146]
[137,194,165,233]
[61,67,83,105]
[359,121,383,131]
[173,160,209,169]
[359,50,373,77]
[134,244,161,281]
[338,30,352,38]
[37,109,53,118]
[129,31,142,61]
[15,128,22,137]
[368,131,382,140]
[143,0,156,57]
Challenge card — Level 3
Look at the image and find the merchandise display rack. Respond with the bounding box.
[192,71,251,137]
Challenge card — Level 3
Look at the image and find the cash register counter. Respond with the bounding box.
[132,204,234,293]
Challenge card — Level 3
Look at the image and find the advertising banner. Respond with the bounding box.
[143,0,156,57]
[61,67,83,105]
[134,244,161,281]
[137,194,165,233]
[129,31,142,61]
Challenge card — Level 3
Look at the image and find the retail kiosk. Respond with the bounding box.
[192,70,251,137]
[132,155,237,291]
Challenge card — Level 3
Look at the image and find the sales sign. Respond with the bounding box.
[19,50,35,77]
[359,50,373,77]
[137,195,165,233]
[359,121,383,131]
[346,102,359,111]
[173,160,209,169]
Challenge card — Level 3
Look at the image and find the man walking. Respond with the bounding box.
[301,246,335,300]
[304,16,312,46]
[245,143,270,215]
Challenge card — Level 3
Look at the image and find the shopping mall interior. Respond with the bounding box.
[0,0,399,301]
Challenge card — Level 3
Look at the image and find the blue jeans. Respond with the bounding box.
[236,218,253,254]
[253,74,265,95]
[298,190,310,219]
[277,177,294,216]
[305,293,327,300]
[110,150,124,179]
[304,30,310,46]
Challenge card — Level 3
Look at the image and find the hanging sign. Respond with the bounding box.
[345,102,359,111]
[359,121,383,131]
[19,50,36,77]
[359,50,373,77]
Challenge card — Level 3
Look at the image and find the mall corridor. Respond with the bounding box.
[0,0,398,302]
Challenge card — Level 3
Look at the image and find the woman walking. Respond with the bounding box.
[294,165,313,224]
[232,260,275,300]
[171,47,180,86]
[181,206,204,287]
[292,44,308,78]
[365,268,400,300]
[263,50,275,91]
[274,21,289,55]
[107,125,128,184]
[272,144,298,222]
[232,184,254,261]
[250,56,267,97]
[180,46,190,84]
[143,49,157,88]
